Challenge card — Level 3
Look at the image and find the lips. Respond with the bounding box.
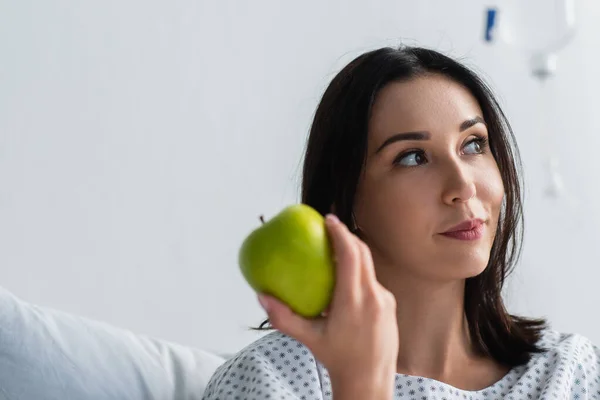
[443,219,484,233]
[440,219,485,241]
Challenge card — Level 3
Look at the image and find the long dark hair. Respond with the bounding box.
[255,45,547,367]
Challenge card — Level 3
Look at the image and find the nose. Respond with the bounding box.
[441,158,476,205]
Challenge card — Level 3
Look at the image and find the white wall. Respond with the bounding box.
[1,0,599,355]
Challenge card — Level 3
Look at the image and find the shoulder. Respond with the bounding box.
[202,330,329,400]
[537,328,600,363]
[534,328,600,386]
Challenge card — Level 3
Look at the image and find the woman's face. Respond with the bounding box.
[353,74,504,284]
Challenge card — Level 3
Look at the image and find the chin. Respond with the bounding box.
[464,264,488,278]
[463,256,490,278]
[440,253,491,280]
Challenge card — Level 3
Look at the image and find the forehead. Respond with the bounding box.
[368,74,484,140]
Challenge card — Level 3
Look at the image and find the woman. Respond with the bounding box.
[202,46,600,399]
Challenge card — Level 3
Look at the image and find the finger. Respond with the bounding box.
[325,214,362,299]
[257,294,322,349]
[354,237,378,284]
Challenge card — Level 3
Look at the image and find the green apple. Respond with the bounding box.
[238,203,335,318]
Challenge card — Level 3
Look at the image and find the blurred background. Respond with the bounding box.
[1,0,598,355]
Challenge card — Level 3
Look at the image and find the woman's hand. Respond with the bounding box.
[257,214,399,399]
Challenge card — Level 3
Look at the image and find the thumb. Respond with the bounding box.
[257,294,322,350]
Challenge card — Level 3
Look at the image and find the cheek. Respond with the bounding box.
[477,163,505,217]
[356,174,435,246]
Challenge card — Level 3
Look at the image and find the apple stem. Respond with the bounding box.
[259,215,265,224]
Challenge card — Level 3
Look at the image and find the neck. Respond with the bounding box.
[383,272,477,380]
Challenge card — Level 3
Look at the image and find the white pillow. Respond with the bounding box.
[0,286,225,399]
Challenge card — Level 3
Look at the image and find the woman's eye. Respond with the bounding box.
[394,151,427,167]
[463,137,488,155]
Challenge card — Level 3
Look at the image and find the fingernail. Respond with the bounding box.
[326,214,339,224]
[257,294,271,312]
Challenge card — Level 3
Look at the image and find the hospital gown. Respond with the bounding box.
[202,329,600,399]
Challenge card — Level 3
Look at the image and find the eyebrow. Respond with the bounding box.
[374,116,486,154]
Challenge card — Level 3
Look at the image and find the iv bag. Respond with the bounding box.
[490,0,579,202]
[495,0,577,55]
